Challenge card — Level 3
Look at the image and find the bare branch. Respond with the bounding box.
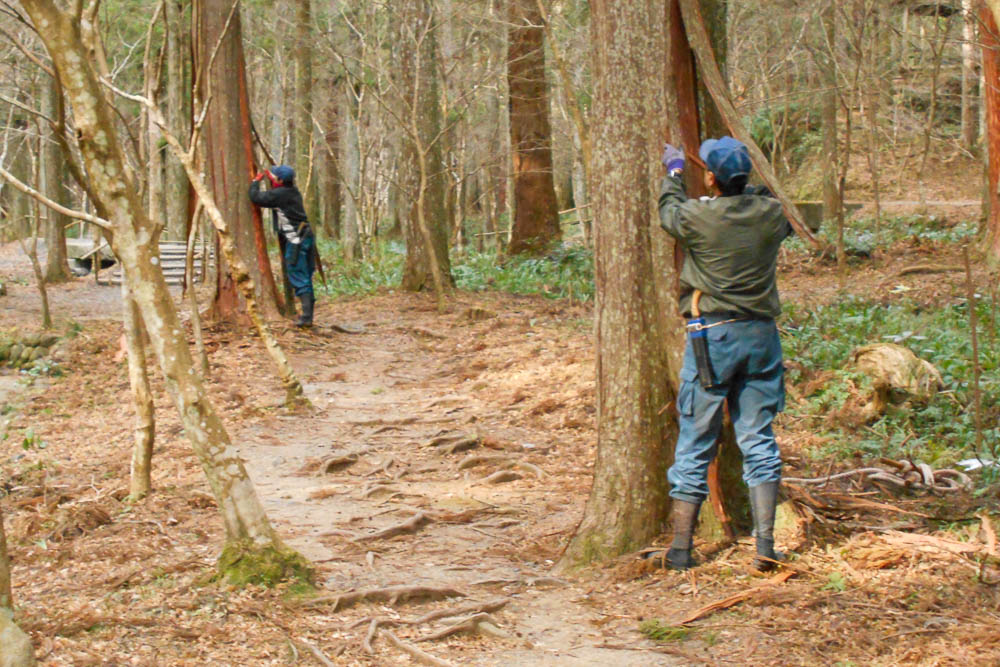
[0,162,111,229]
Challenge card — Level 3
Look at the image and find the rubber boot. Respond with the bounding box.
[665,499,702,570]
[295,292,314,328]
[749,481,785,571]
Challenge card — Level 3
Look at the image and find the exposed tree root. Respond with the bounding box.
[303,585,466,611]
[426,432,481,455]
[383,629,455,666]
[481,470,522,485]
[291,636,338,666]
[369,457,394,476]
[357,512,432,542]
[416,612,510,642]
[897,263,964,276]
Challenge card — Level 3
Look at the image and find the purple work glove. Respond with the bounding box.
[662,143,684,173]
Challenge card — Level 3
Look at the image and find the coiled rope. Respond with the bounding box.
[783,460,972,493]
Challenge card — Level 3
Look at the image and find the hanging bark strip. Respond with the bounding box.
[981,5,1000,262]
[677,0,821,248]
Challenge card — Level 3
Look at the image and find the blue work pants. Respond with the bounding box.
[284,236,315,297]
[667,317,785,504]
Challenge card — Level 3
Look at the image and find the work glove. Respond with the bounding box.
[253,171,266,182]
[662,143,684,173]
[265,170,279,187]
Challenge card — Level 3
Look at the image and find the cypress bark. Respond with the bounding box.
[507,0,561,255]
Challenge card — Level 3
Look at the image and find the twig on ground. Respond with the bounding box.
[674,570,795,625]
[382,630,455,667]
[291,637,337,667]
[363,618,379,654]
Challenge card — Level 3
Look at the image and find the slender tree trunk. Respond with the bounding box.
[507,0,560,255]
[21,0,308,581]
[399,0,452,295]
[342,83,361,259]
[981,4,1000,262]
[293,0,318,223]
[165,0,191,241]
[196,0,283,323]
[821,0,840,229]
[0,505,35,667]
[559,0,674,567]
[41,77,70,282]
[123,280,155,500]
[963,0,980,151]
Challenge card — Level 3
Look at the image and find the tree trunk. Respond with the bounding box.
[164,0,191,242]
[342,83,361,259]
[196,0,283,323]
[507,0,561,255]
[399,0,452,295]
[40,77,71,282]
[318,75,341,239]
[821,0,840,228]
[293,0,318,223]
[21,0,308,583]
[981,4,1000,262]
[0,505,35,667]
[696,0,728,139]
[559,0,674,567]
[962,0,980,151]
[122,280,156,500]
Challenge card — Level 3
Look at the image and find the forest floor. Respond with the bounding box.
[1,227,999,666]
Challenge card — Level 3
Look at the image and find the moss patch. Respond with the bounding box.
[216,541,313,588]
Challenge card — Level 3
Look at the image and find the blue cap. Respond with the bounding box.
[271,165,295,184]
[698,136,751,185]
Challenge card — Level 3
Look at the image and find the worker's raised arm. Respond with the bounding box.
[249,176,282,208]
[658,172,692,242]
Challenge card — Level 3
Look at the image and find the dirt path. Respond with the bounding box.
[237,297,676,665]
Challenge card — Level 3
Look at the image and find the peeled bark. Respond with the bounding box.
[122,280,155,500]
[560,0,674,567]
[21,0,307,581]
[507,0,560,255]
[982,5,1000,263]
[195,0,283,323]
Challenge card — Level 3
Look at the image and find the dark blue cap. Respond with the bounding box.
[698,136,751,185]
[271,165,295,184]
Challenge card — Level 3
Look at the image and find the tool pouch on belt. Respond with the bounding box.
[687,291,715,389]
[290,222,311,264]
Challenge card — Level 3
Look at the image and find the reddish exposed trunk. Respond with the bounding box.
[982,6,1000,262]
[507,0,560,255]
[196,0,283,323]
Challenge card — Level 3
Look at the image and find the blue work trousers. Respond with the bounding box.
[284,236,315,297]
[667,316,785,504]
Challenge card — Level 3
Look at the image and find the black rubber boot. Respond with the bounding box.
[749,481,785,571]
[665,499,702,570]
[295,292,314,328]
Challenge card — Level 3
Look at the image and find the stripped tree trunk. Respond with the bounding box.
[122,280,155,500]
[195,0,284,323]
[982,3,1000,263]
[21,0,307,581]
[507,0,560,255]
[559,0,674,567]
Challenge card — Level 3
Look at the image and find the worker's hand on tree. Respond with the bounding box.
[253,171,266,182]
[662,144,684,174]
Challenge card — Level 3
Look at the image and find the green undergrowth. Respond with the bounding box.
[785,213,978,255]
[781,294,1000,479]
[215,540,313,588]
[639,619,693,642]
[314,238,594,301]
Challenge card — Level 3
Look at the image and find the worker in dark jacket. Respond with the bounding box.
[249,165,316,327]
[657,137,792,572]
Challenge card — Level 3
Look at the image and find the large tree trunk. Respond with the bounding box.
[21,0,308,583]
[195,0,284,323]
[0,505,35,667]
[164,0,191,241]
[507,0,561,255]
[399,0,452,295]
[982,3,1000,263]
[40,77,71,282]
[559,0,674,567]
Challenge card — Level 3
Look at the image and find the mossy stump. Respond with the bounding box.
[216,541,313,588]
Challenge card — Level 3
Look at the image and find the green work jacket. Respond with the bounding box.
[658,175,792,319]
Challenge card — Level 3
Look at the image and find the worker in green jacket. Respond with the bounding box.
[657,136,792,572]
